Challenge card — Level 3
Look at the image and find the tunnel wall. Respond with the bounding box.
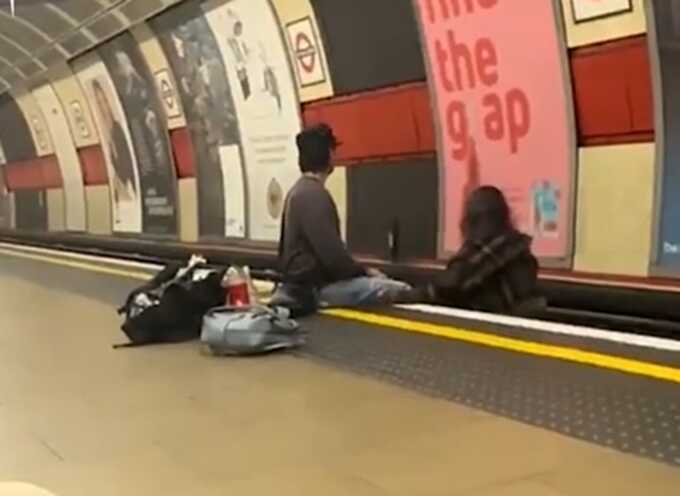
[0,0,669,284]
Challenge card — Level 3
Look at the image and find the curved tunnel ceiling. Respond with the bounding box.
[0,0,180,94]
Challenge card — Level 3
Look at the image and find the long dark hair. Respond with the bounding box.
[460,186,514,242]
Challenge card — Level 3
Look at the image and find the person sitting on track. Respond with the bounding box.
[423,186,543,315]
[272,123,414,314]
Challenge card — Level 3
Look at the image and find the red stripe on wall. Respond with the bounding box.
[302,82,436,162]
[301,35,654,161]
[570,35,654,145]
[170,127,196,178]
[77,145,108,186]
[5,155,62,190]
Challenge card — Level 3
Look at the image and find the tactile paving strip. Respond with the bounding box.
[4,253,679,466]
[297,316,680,467]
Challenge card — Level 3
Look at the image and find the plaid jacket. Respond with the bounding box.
[433,231,538,312]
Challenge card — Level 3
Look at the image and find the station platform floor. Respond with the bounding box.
[1,243,680,496]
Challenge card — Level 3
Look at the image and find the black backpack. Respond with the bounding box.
[116,262,226,348]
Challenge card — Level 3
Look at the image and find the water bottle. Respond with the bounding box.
[223,267,250,307]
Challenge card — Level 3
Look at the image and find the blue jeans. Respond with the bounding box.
[319,277,411,307]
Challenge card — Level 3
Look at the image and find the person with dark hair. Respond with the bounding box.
[273,123,413,313]
[425,186,542,315]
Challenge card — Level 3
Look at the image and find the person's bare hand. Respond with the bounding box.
[367,268,388,279]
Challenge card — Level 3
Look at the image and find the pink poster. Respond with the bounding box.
[416,0,574,258]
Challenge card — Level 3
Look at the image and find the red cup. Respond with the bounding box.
[228,280,250,307]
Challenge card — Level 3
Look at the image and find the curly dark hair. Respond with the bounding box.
[460,185,514,242]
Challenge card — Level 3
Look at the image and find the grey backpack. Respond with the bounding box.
[200,305,305,356]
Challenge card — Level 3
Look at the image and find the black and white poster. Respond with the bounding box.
[151,0,247,238]
[73,53,143,234]
[203,0,302,242]
[0,138,12,229]
[99,33,178,236]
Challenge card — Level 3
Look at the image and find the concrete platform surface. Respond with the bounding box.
[1,253,679,495]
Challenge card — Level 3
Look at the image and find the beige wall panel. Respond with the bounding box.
[271,0,334,102]
[48,62,100,148]
[178,177,198,243]
[32,82,88,232]
[46,188,66,232]
[560,0,647,48]
[326,166,347,242]
[574,143,655,276]
[11,88,54,157]
[85,184,112,235]
[131,23,187,130]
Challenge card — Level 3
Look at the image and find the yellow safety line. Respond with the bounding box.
[322,308,680,385]
[3,245,680,385]
[0,248,151,281]
[0,247,274,292]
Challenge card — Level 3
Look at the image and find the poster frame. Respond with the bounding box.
[98,33,181,239]
[644,0,680,278]
[410,0,578,268]
[71,54,144,236]
[284,15,329,89]
[570,0,633,25]
[201,0,304,244]
[150,0,247,240]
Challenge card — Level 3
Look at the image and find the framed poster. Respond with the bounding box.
[203,0,302,242]
[73,53,144,235]
[414,0,577,262]
[151,0,245,239]
[286,16,328,88]
[647,0,680,276]
[571,0,633,23]
[271,0,334,101]
[0,138,13,229]
[99,32,179,236]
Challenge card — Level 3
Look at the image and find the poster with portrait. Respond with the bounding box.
[202,0,302,242]
[73,53,143,234]
[648,0,680,273]
[0,138,13,229]
[414,0,575,260]
[98,32,179,236]
[151,0,246,239]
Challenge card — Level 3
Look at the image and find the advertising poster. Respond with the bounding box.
[0,138,13,229]
[203,0,302,242]
[0,95,46,231]
[32,82,88,232]
[73,54,143,234]
[648,1,680,272]
[415,0,575,259]
[99,32,179,236]
[151,0,245,238]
